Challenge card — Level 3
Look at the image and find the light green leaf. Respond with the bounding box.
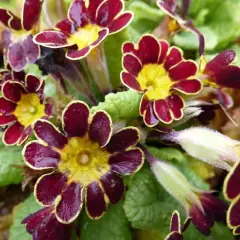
[9,195,41,240]
[80,202,132,240]
[91,90,141,121]
[0,144,24,186]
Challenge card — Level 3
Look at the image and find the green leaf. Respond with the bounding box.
[0,144,24,186]
[91,90,141,121]
[9,195,41,240]
[80,202,132,240]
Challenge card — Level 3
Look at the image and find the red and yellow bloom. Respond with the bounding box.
[33,0,133,60]
[23,101,144,223]
[0,75,52,145]
[121,34,202,126]
[0,0,42,71]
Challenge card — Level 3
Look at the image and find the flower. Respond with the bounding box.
[156,0,205,56]
[144,149,228,236]
[22,206,73,240]
[121,34,202,126]
[223,161,240,235]
[0,0,42,71]
[33,0,133,60]
[165,210,190,240]
[0,75,52,145]
[23,101,144,223]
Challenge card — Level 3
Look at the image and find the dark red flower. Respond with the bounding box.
[23,101,144,223]
[22,206,73,240]
[121,34,202,126]
[0,0,42,71]
[0,75,52,145]
[33,0,133,60]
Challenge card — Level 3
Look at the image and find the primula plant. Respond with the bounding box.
[1,0,240,240]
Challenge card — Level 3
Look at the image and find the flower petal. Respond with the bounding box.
[91,28,109,47]
[0,9,22,30]
[25,75,42,92]
[154,99,172,123]
[122,42,135,54]
[0,97,16,113]
[158,40,169,64]
[86,181,107,219]
[35,172,68,205]
[34,120,67,149]
[169,61,197,80]
[68,0,87,27]
[227,195,240,228]
[121,72,142,92]
[87,0,103,21]
[8,42,27,71]
[18,126,32,145]
[0,115,16,126]
[106,127,139,153]
[2,81,25,102]
[166,95,184,120]
[164,47,183,71]
[170,211,181,232]
[109,148,144,175]
[22,0,42,31]
[24,141,60,169]
[56,182,83,223]
[89,111,112,147]
[3,122,24,145]
[66,46,91,60]
[142,99,159,127]
[22,35,40,64]
[123,53,142,76]
[62,101,89,137]
[172,79,202,94]
[56,19,76,34]
[100,172,125,204]
[34,30,71,48]
[0,9,12,27]
[217,89,233,109]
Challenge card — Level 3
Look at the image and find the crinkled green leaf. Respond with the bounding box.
[91,90,141,120]
[9,195,41,240]
[0,144,24,186]
[80,202,132,240]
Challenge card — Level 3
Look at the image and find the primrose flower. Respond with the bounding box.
[223,161,240,235]
[34,0,133,60]
[0,75,52,145]
[121,34,202,126]
[23,101,144,223]
[22,206,73,240]
[165,210,190,240]
[162,127,240,171]
[0,0,42,71]
[146,151,228,236]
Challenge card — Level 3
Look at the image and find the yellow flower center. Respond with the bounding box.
[14,93,45,127]
[68,24,101,50]
[58,136,110,185]
[137,64,174,100]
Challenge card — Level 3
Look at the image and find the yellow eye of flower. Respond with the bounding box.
[137,64,174,100]
[58,136,110,185]
[68,24,101,50]
[14,93,45,127]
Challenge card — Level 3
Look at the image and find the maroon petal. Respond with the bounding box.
[87,0,103,21]
[68,0,87,27]
[164,47,183,70]
[228,196,240,228]
[25,75,42,92]
[62,101,89,137]
[107,12,133,34]
[224,161,240,200]
[165,232,183,240]
[18,126,32,145]
[123,53,142,76]
[0,9,12,27]
[100,172,125,204]
[91,28,109,47]
[35,172,67,205]
[172,79,202,94]
[44,103,53,116]
[56,19,76,34]
[33,31,71,48]
[22,35,40,64]
[8,42,27,71]
[66,46,91,60]
[0,97,16,113]
[122,42,135,54]
[34,120,67,149]
[106,127,139,153]
[96,0,123,26]
[158,40,169,64]
[0,115,16,126]
[109,148,144,175]
[169,61,197,80]
[0,9,21,30]
[22,0,42,31]
[233,227,240,235]
[154,99,172,123]
[89,111,112,147]
[86,181,107,219]
[24,141,60,169]
[56,182,83,223]
[170,211,180,232]
[141,98,159,127]
[205,50,236,75]
[2,81,25,102]
[166,95,184,120]
[121,72,142,92]
[3,122,24,145]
